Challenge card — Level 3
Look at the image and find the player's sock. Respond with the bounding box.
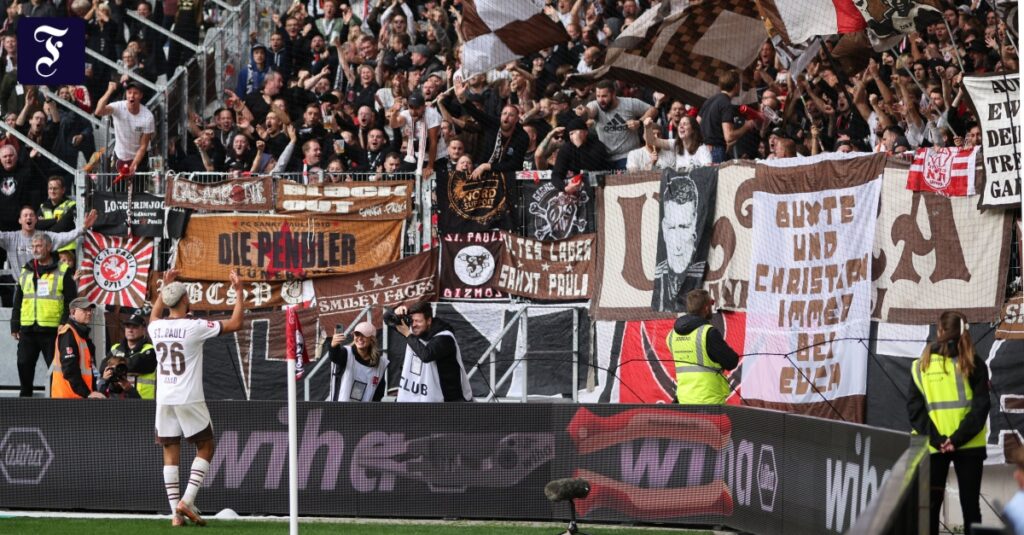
[163,465,180,514]
[181,457,209,505]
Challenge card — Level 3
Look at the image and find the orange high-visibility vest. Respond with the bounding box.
[51,324,94,398]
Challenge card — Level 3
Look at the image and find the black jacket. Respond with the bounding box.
[907,342,991,451]
[551,136,611,192]
[57,319,96,398]
[405,318,470,402]
[11,258,77,333]
[673,315,739,371]
[110,337,157,377]
[463,104,530,175]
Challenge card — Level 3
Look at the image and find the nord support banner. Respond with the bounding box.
[275,180,413,220]
[175,214,404,282]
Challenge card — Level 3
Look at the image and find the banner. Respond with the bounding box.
[996,294,1024,340]
[274,180,413,220]
[592,172,672,320]
[91,190,186,238]
[78,232,153,308]
[906,146,978,197]
[165,175,273,211]
[742,156,883,422]
[149,272,312,311]
[703,162,757,311]
[314,249,438,328]
[495,231,594,301]
[175,214,403,282]
[652,167,717,313]
[873,165,1013,323]
[439,232,506,299]
[518,172,593,241]
[962,73,1021,209]
[437,169,510,233]
[286,307,311,380]
[459,0,569,77]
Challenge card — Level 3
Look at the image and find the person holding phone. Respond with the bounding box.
[323,321,388,402]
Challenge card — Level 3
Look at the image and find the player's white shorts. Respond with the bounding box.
[155,402,214,444]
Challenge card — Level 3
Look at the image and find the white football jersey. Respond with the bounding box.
[148,317,222,405]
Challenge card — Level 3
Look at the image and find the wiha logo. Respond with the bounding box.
[825,433,891,533]
[0,427,54,484]
[17,18,85,85]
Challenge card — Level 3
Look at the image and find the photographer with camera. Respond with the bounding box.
[94,355,141,399]
[109,311,157,400]
[321,321,389,402]
[389,302,472,402]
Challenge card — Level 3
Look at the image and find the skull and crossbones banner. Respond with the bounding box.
[517,171,594,241]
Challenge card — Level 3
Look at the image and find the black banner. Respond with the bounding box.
[652,167,717,313]
[439,232,507,300]
[91,190,188,238]
[0,400,913,534]
[518,173,594,241]
[437,169,510,233]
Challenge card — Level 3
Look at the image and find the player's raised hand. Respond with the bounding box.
[229,268,242,289]
[164,269,179,284]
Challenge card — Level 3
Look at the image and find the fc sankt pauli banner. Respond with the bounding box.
[79,232,154,308]
[175,214,403,282]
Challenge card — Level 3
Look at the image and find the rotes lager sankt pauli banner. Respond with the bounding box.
[314,249,438,328]
[742,154,884,422]
[496,231,594,300]
[275,180,413,220]
[175,214,403,281]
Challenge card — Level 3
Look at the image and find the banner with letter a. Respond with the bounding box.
[742,154,885,422]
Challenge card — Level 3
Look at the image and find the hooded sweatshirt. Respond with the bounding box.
[672,314,740,371]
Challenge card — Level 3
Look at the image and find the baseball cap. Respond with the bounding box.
[353,321,376,338]
[124,310,146,326]
[161,282,188,307]
[567,117,588,132]
[407,91,426,108]
[68,297,96,310]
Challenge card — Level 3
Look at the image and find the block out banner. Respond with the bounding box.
[742,155,883,422]
[78,232,154,307]
[439,232,506,300]
[517,171,594,240]
[437,169,510,233]
[962,73,1021,209]
[165,175,273,211]
[0,400,913,535]
[91,190,186,238]
[652,166,717,313]
[150,272,314,311]
[592,172,673,321]
[496,231,594,301]
[175,214,404,282]
[200,307,322,400]
[314,249,438,329]
[275,180,413,220]
[873,165,1012,323]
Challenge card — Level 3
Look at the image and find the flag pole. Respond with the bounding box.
[287,353,299,535]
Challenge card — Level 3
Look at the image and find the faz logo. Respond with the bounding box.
[0,427,54,484]
[17,18,86,85]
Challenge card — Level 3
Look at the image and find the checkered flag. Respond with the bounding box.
[460,0,569,77]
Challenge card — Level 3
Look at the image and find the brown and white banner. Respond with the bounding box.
[175,214,404,282]
[962,73,1021,209]
[591,172,673,321]
[742,154,884,422]
[313,249,438,328]
[274,180,413,220]
[459,0,569,77]
[873,165,1012,323]
[165,175,274,211]
[149,272,313,311]
[996,294,1024,340]
[703,162,757,311]
[440,232,507,300]
[496,231,594,301]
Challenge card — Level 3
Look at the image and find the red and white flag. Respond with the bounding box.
[906,146,979,197]
[285,306,310,381]
[460,0,569,77]
[756,0,866,44]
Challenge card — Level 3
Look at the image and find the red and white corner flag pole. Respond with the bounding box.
[285,307,306,535]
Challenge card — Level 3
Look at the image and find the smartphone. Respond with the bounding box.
[336,323,345,334]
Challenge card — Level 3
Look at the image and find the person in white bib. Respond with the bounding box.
[148,269,245,527]
[323,321,389,402]
[393,301,472,402]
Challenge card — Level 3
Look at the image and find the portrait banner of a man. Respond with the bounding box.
[652,167,717,313]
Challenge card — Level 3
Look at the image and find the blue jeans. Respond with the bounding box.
[708,145,727,164]
[611,157,628,170]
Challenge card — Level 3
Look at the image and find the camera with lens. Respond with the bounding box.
[107,363,129,394]
[383,307,411,328]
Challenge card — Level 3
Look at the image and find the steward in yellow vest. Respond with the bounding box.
[36,177,77,253]
[109,310,157,399]
[11,232,77,397]
[667,289,739,405]
[52,297,99,398]
[907,311,990,535]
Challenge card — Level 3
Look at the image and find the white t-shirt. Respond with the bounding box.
[675,145,712,170]
[109,101,156,161]
[148,317,222,405]
[399,107,442,163]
